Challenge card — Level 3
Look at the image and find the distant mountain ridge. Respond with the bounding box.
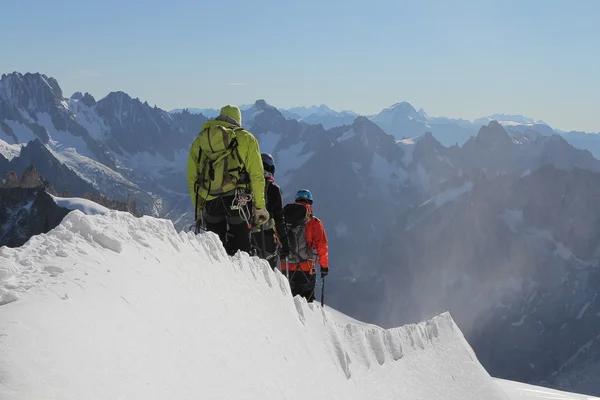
[171,100,599,154]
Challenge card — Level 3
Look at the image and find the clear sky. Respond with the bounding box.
[2,0,599,132]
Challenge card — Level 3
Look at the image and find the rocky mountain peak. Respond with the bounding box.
[254,99,269,110]
[467,120,514,150]
[81,92,96,107]
[2,171,19,187]
[252,99,281,116]
[0,72,65,115]
[1,165,46,189]
[99,91,137,107]
[352,116,387,135]
[246,100,284,128]
[20,165,44,188]
[390,101,416,111]
[385,102,422,120]
[348,116,403,162]
[415,131,443,149]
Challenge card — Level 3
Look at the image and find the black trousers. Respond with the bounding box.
[203,195,251,256]
[251,229,278,269]
[288,271,316,303]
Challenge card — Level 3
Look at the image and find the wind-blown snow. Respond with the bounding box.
[50,194,109,215]
[0,210,513,400]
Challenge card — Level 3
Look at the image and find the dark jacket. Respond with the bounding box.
[265,177,290,253]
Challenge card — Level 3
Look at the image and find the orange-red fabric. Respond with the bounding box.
[281,259,315,274]
[303,204,329,268]
[279,201,329,274]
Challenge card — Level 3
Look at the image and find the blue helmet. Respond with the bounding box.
[295,189,313,204]
[261,153,275,174]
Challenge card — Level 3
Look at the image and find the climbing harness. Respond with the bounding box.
[231,188,253,228]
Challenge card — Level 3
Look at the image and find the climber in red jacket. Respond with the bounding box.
[280,189,328,303]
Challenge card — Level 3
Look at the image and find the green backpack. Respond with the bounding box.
[194,125,249,199]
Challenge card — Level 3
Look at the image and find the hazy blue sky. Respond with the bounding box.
[2,0,599,131]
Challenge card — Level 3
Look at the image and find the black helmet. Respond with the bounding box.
[261,153,275,174]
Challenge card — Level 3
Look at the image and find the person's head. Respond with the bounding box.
[215,105,242,127]
[261,153,275,175]
[295,189,313,205]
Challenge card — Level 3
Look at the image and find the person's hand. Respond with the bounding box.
[321,267,329,278]
[253,208,269,225]
[279,247,290,259]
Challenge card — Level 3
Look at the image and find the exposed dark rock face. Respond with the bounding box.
[1,139,98,196]
[0,188,70,247]
[0,167,69,248]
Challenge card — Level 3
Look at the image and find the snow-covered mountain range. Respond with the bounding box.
[2,70,600,396]
[171,104,358,130]
[174,100,600,154]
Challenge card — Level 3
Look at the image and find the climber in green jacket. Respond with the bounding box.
[187,105,269,255]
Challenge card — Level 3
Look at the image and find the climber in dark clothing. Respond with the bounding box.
[251,153,290,269]
[252,153,290,269]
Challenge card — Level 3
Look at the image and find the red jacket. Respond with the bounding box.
[301,203,329,269]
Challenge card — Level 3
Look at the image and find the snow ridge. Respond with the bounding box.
[1,211,508,399]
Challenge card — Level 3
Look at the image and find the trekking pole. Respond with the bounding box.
[321,276,325,307]
[261,226,266,259]
[285,257,289,279]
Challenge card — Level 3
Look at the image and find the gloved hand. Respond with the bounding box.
[253,208,270,226]
[279,247,290,260]
[321,267,329,278]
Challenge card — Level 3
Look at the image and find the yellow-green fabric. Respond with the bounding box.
[219,105,242,126]
[187,119,266,210]
[194,124,244,197]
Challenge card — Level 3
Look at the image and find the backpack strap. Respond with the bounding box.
[194,128,209,228]
[229,128,252,186]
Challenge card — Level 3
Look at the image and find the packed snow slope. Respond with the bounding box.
[495,379,600,399]
[1,211,511,399]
